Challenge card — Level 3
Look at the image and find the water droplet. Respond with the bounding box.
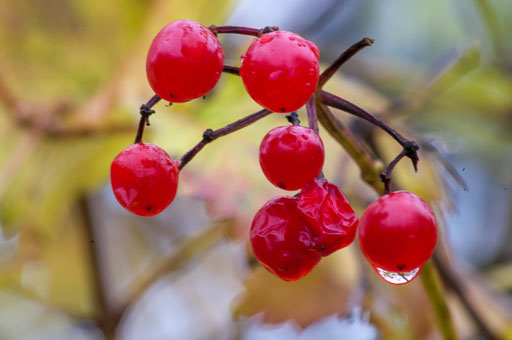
[269,70,284,81]
[260,35,274,43]
[373,266,421,285]
[304,83,311,89]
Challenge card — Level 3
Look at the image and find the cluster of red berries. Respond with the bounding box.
[110,20,438,285]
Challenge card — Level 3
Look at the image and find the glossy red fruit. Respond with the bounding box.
[259,126,324,190]
[240,30,319,113]
[250,196,321,281]
[297,180,359,256]
[146,20,225,102]
[358,191,438,276]
[111,143,179,216]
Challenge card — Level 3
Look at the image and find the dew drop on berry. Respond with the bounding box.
[373,266,421,285]
[260,35,274,43]
[269,69,284,81]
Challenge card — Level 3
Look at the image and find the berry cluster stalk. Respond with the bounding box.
[178,109,272,170]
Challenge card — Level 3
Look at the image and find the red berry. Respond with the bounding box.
[297,180,359,256]
[240,31,319,113]
[259,126,324,190]
[358,191,438,282]
[250,196,321,281]
[111,143,179,216]
[146,20,225,102]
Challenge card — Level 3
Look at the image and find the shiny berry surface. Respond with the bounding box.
[111,143,179,216]
[250,196,321,281]
[297,180,359,256]
[146,20,225,102]
[358,191,438,273]
[259,126,324,190]
[240,31,320,113]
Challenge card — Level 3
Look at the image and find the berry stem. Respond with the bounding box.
[380,148,409,194]
[208,25,278,37]
[179,109,272,170]
[223,65,240,76]
[319,90,419,170]
[134,94,161,144]
[306,95,319,134]
[285,112,300,126]
[317,37,374,89]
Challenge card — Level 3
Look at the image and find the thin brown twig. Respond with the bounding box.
[285,112,300,126]
[315,100,384,194]
[380,148,409,194]
[317,37,374,89]
[179,108,272,170]
[134,94,161,144]
[318,90,419,171]
[222,65,240,76]
[306,95,319,134]
[208,25,278,37]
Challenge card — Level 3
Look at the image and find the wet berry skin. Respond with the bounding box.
[250,196,321,281]
[111,143,179,217]
[358,191,438,273]
[146,20,225,102]
[259,126,324,191]
[297,180,359,256]
[240,30,320,113]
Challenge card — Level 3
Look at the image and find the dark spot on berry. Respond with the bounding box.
[397,264,406,271]
[146,205,152,211]
[278,182,287,189]
[169,93,175,98]
[320,245,326,251]
[280,107,286,112]
[280,267,289,272]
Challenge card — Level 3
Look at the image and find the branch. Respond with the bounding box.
[113,219,233,324]
[80,197,116,340]
[420,261,459,340]
[433,254,498,340]
[306,95,319,134]
[285,112,300,126]
[208,25,278,37]
[222,65,240,76]
[319,90,419,171]
[315,99,384,194]
[134,94,161,144]
[317,37,374,89]
[179,109,273,170]
[380,148,409,194]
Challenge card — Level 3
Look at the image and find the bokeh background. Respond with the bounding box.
[0,0,511,339]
